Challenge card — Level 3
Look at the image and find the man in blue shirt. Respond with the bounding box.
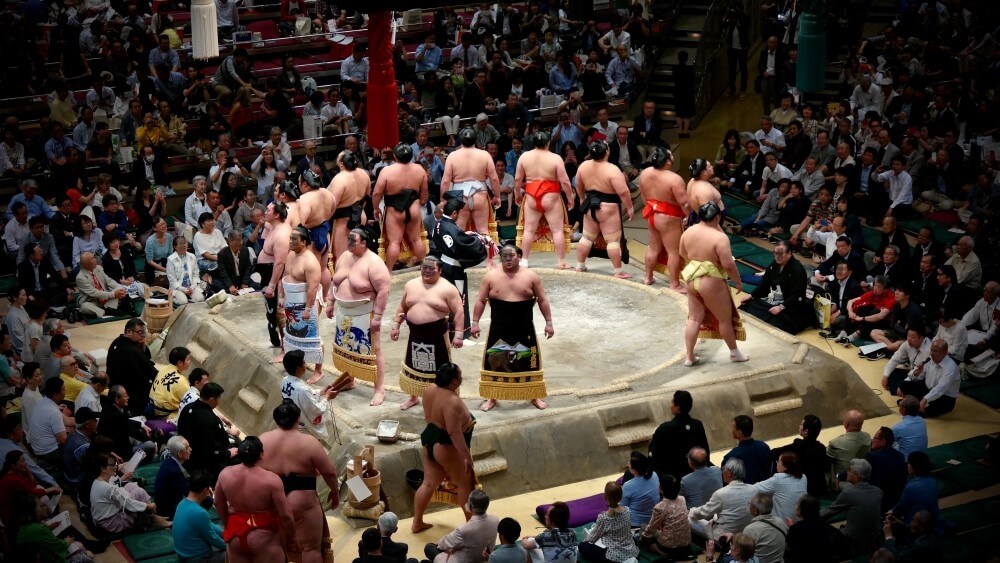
[721,415,772,484]
[604,45,641,99]
[891,395,928,459]
[97,195,130,241]
[890,451,939,525]
[173,470,226,562]
[549,109,585,154]
[415,35,443,74]
[6,179,53,220]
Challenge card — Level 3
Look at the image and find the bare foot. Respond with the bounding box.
[556,261,570,270]
[669,284,688,294]
[642,277,655,285]
[729,350,750,362]
[479,399,498,412]
[370,389,385,406]
[613,271,633,279]
[411,522,434,533]
[270,353,285,364]
[400,396,420,410]
[530,398,548,409]
[306,367,324,385]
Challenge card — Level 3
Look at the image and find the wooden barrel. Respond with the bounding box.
[144,300,172,334]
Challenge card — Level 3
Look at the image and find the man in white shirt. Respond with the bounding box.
[450,33,482,70]
[75,373,108,415]
[807,215,847,260]
[757,153,792,200]
[944,236,983,290]
[592,108,618,139]
[793,157,826,198]
[280,350,338,441]
[755,116,786,157]
[598,18,631,55]
[961,281,999,347]
[881,326,932,395]
[898,339,959,417]
[0,417,58,487]
[850,76,883,118]
[689,458,755,540]
[27,378,69,466]
[875,156,913,219]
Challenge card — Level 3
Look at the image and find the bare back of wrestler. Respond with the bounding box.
[687,163,725,229]
[260,423,339,563]
[678,209,747,365]
[515,144,574,268]
[638,156,689,290]
[279,231,324,382]
[328,230,392,405]
[574,154,634,278]
[390,260,464,410]
[328,153,371,261]
[374,160,429,269]
[441,145,500,235]
[215,456,296,562]
[299,177,336,294]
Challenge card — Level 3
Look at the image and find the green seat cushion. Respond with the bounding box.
[726,203,758,222]
[731,241,766,258]
[122,529,175,561]
[741,250,776,269]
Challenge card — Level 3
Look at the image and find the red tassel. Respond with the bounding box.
[365,11,399,150]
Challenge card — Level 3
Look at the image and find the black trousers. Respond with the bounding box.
[727,47,748,94]
[898,380,957,417]
[441,264,471,341]
[255,263,282,347]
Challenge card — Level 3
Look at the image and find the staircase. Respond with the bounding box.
[644,2,713,125]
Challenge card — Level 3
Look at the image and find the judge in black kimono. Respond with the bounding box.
[432,196,490,341]
[740,240,814,334]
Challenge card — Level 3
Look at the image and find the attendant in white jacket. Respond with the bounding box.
[167,237,205,304]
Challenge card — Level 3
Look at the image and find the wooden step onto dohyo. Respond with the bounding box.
[598,403,658,448]
[187,341,210,365]
[745,373,803,417]
[470,432,509,478]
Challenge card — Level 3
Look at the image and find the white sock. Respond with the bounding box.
[614,267,623,275]
[521,259,529,268]
[576,262,586,270]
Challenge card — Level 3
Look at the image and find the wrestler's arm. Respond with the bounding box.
[214,476,229,524]
[418,167,430,206]
[556,159,574,209]
[673,178,691,214]
[268,238,290,293]
[304,259,320,319]
[372,172,387,221]
[312,444,340,509]
[534,274,554,338]
[486,156,501,206]
[440,158,454,201]
[514,159,525,205]
[370,262,392,332]
[611,172,634,220]
[389,286,410,340]
[443,402,474,476]
[470,275,492,338]
[448,286,465,348]
[718,238,742,293]
[574,165,586,202]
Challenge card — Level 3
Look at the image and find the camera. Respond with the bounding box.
[714,535,731,554]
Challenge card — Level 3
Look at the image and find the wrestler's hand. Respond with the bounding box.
[626,207,634,221]
[303,309,311,321]
[505,208,512,218]
[328,490,340,510]
[470,325,481,339]
[264,285,274,298]
[452,336,464,349]
[374,208,382,222]
[544,324,554,339]
[492,195,501,208]
[371,317,382,333]
[390,327,400,341]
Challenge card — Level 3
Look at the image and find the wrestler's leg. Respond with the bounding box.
[471,192,490,235]
[700,276,748,361]
[521,196,542,263]
[596,203,630,277]
[576,216,598,270]
[288,491,324,563]
[332,218,350,262]
[434,444,473,521]
[541,193,568,268]
[685,287,707,364]
[456,206,473,231]
[243,529,285,563]
[385,208,406,269]
[405,200,427,263]
[314,247,332,302]
[663,217,686,292]
[643,218,665,285]
[412,448,445,532]
[370,324,386,406]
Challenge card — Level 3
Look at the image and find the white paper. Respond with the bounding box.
[967,330,988,346]
[345,475,372,501]
[948,227,966,234]
[972,349,995,363]
[238,288,257,295]
[858,342,887,355]
[47,511,71,536]
[41,492,62,515]
[122,450,146,474]
[129,416,147,424]
[946,459,961,465]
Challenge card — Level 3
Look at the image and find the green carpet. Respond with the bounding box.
[961,376,1000,408]
[726,233,746,244]
[940,495,1000,534]
[927,435,992,468]
[731,241,767,258]
[897,218,953,243]
[935,461,1000,494]
[122,529,175,561]
[861,225,882,252]
[0,275,15,295]
[726,203,758,222]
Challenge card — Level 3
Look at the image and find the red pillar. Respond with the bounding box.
[365,11,398,150]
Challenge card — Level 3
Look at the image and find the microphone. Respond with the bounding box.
[920,357,932,366]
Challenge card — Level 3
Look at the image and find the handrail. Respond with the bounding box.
[691,0,762,126]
